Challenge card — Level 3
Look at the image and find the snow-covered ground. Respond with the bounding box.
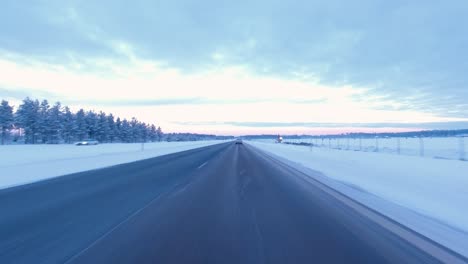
[281,136,466,161]
[0,141,227,190]
[247,140,468,257]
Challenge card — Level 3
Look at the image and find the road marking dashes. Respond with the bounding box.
[197,162,208,169]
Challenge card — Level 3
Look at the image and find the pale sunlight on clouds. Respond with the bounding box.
[2,1,468,134]
[1,51,465,135]
[1,1,468,133]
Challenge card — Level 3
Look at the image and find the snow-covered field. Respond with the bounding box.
[281,136,466,161]
[0,141,227,190]
[247,140,468,257]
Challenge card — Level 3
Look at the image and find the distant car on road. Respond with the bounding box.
[75,140,99,146]
[235,139,243,144]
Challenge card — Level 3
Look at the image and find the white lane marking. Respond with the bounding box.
[64,192,166,263]
[197,161,208,169]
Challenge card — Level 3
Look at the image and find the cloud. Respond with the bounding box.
[0,87,54,101]
[175,121,468,130]
[1,0,468,129]
[64,97,329,106]
[0,53,339,105]
[0,2,113,60]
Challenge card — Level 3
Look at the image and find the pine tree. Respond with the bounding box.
[140,122,148,143]
[130,117,139,143]
[149,124,157,142]
[38,99,51,143]
[115,117,122,142]
[157,126,163,142]
[48,102,63,143]
[0,100,14,145]
[16,98,40,144]
[85,111,98,140]
[97,111,110,142]
[107,114,116,143]
[62,106,75,143]
[121,119,131,143]
[74,109,87,141]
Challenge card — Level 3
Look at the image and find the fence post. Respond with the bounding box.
[328,138,331,149]
[359,137,362,151]
[459,136,466,161]
[375,136,379,152]
[419,137,424,157]
[347,137,350,150]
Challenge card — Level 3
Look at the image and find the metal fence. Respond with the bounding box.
[283,136,466,161]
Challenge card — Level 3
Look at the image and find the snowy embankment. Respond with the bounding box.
[0,141,227,190]
[247,140,468,257]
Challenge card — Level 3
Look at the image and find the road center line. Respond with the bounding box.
[197,162,208,169]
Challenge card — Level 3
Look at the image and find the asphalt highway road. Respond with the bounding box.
[0,142,465,264]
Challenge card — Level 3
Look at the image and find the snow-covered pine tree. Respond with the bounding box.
[16,98,40,144]
[121,119,131,143]
[157,126,163,142]
[141,122,148,143]
[0,100,14,145]
[115,117,122,142]
[38,99,51,143]
[149,124,157,142]
[74,109,87,141]
[107,114,116,143]
[97,111,110,143]
[62,106,75,143]
[130,117,139,143]
[85,111,99,140]
[48,102,63,143]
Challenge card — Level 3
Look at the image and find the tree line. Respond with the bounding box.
[0,98,163,144]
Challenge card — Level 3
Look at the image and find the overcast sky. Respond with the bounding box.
[1,0,468,135]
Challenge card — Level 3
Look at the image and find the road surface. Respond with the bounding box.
[0,142,465,263]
